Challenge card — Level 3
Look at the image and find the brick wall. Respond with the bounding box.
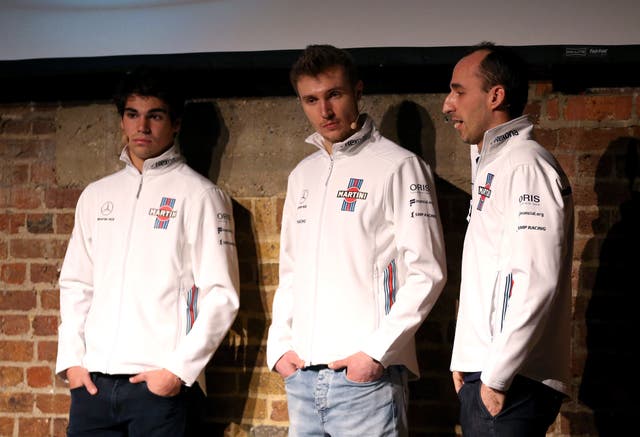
[0,84,638,436]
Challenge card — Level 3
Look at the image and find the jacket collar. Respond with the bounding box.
[305,115,376,158]
[476,115,533,166]
[120,144,184,175]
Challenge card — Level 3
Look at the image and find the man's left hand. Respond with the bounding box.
[328,351,384,383]
[480,382,506,416]
[129,369,182,397]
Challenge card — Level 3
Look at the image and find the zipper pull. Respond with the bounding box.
[136,177,143,198]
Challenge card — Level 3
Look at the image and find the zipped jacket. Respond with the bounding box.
[56,145,239,385]
[266,117,447,378]
[450,116,574,394]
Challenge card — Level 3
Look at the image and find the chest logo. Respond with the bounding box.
[477,173,494,211]
[149,197,178,229]
[337,178,368,212]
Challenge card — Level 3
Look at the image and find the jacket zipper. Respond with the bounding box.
[106,173,143,372]
[307,155,334,364]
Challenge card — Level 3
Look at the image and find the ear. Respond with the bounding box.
[488,85,506,111]
[355,80,364,101]
[172,118,181,135]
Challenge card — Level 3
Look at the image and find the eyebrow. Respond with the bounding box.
[124,107,169,114]
[450,83,464,90]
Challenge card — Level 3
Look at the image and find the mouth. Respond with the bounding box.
[321,121,339,129]
[132,137,151,145]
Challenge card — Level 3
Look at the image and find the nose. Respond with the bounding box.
[137,117,151,133]
[320,99,334,119]
[442,92,455,115]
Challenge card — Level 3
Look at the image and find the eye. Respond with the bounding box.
[328,90,342,99]
[125,111,138,119]
[303,97,317,104]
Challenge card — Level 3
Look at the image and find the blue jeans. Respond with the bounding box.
[458,376,564,437]
[284,365,408,437]
[67,373,187,437]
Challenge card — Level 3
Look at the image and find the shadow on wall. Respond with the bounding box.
[178,101,264,435]
[579,137,640,436]
[380,100,469,436]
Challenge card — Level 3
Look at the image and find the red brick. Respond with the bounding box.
[40,289,60,310]
[32,118,56,135]
[0,315,30,335]
[31,162,57,185]
[0,118,30,135]
[577,152,607,178]
[0,241,6,258]
[0,213,25,234]
[53,418,68,437]
[27,214,54,234]
[258,263,279,286]
[37,341,58,362]
[0,290,37,310]
[545,97,559,120]
[532,128,556,150]
[31,263,60,284]
[27,366,53,388]
[0,417,14,436]
[0,340,33,361]
[44,188,81,209]
[0,393,33,412]
[558,127,631,152]
[270,399,289,421]
[0,366,24,387]
[35,394,70,414]
[524,102,540,123]
[533,81,553,97]
[32,315,58,336]
[0,139,43,160]
[18,418,51,437]
[1,263,27,285]
[10,239,48,258]
[554,151,576,178]
[1,163,29,185]
[565,95,632,121]
[10,187,42,209]
[55,213,75,234]
[576,209,606,235]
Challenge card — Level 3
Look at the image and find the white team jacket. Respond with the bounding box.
[55,145,239,386]
[450,116,574,394]
[266,117,447,378]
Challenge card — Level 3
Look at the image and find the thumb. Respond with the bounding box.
[328,358,347,370]
[129,373,146,384]
[85,379,98,395]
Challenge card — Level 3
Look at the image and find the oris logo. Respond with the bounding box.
[410,183,430,192]
[519,194,540,203]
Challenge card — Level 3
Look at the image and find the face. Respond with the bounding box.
[442,50,500,149]
[295,65,363,149]
[120,94,179,171]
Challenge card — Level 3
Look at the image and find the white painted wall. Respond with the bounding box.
[1,0,639,60]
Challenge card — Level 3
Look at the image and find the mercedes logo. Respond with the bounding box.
[101,201,114,216]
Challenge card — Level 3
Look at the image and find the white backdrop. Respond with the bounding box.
[1,0,639,60]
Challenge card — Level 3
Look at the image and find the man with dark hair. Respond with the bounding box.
[56,68,240,436]
[267,44,447,436]
[444,43,574,436]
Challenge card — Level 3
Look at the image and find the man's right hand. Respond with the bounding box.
[452,371,465,394]
[66,366,98,395]
[274,350,305,378]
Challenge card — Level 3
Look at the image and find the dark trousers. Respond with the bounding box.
[67,373,189,437]
[458,376,564,437]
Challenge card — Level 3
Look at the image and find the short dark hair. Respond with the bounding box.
[469,42,529,118]
[289,44,359,92]
[114,68,184,122]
